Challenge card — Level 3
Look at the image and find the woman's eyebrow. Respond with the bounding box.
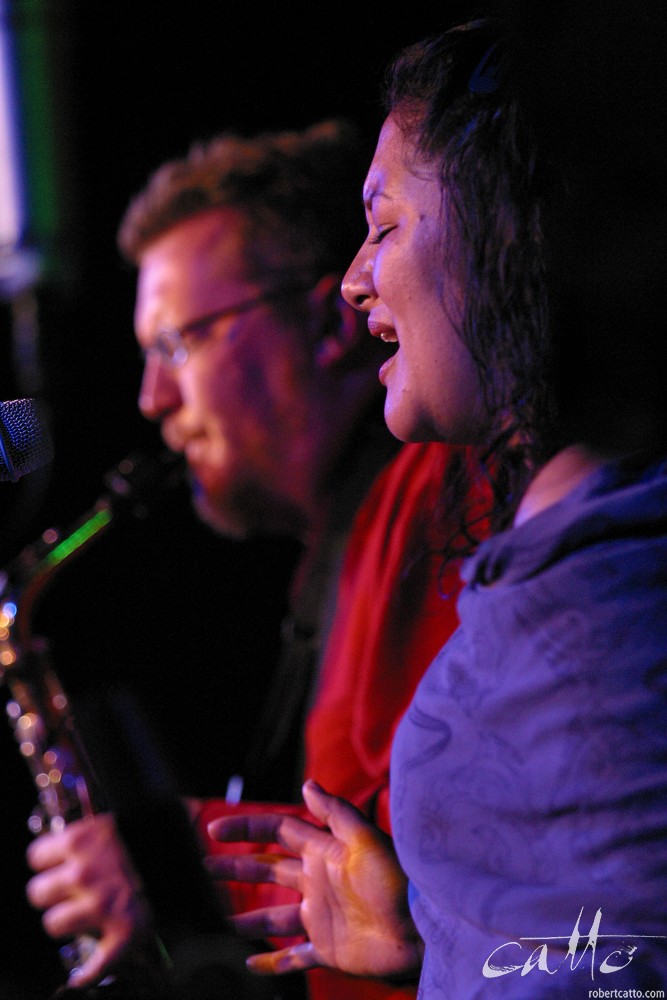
[363,187,394,211]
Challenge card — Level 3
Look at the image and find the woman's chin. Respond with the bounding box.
[384,398,440,444]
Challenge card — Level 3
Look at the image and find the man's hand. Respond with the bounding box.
[26,813,154,988]
[207,780,423,979]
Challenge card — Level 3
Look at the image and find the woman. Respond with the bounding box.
[209,20,667,998]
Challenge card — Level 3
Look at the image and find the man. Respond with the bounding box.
[25,120,466,999]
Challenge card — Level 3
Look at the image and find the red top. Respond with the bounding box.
[198,442,478,1000]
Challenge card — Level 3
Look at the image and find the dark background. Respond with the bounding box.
[2,2,665,998]
[0,3,473,997]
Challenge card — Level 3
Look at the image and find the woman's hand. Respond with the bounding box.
[26,813,154,988]
[207,780,423,979]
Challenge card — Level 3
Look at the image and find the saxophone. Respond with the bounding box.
[0,450,183,995]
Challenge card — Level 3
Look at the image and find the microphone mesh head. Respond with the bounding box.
[0,398,53,482]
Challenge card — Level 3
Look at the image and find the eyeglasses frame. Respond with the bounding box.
[145,281,314,368]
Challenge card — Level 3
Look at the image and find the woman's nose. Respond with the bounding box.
[138,352,182,421]
[341,248,376,312]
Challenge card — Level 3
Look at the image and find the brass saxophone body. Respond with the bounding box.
[0,450,183,984]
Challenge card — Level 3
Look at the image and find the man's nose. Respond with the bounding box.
[138,352,182,421]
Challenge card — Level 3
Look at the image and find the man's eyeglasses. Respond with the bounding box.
[145,283,312,368]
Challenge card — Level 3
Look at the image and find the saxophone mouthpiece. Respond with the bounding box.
[0,398,53,483]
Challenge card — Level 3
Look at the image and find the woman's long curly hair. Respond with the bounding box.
[385,20,562,546]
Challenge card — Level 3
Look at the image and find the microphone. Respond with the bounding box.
[0,398,53,482]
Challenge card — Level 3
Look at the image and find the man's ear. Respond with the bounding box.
[309,274,367,370]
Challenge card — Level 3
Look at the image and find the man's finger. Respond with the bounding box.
[41,896,98,940]
[26,832,67,872]
[26,867,74,910]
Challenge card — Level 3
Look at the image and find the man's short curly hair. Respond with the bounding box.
[117,119,371,282]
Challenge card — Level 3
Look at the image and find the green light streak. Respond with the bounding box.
[40,508,111,572]
[6,0,62,273]
[14,1,59,240]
